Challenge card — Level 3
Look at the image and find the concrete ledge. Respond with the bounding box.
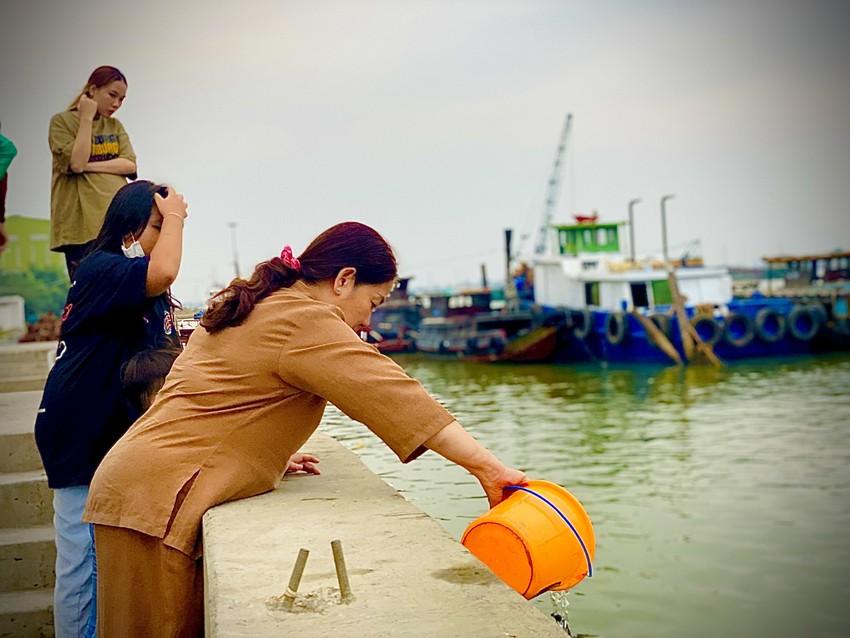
[203,432,565,638]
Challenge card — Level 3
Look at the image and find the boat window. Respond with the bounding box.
[584,282,599,306]
[651,280,673,305]
[597,228,607,244]
[630,282,650,308]
[448,295,473,309]
[559,229,577,255]
[581,261,598,270]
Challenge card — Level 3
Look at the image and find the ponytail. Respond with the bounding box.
[201,258,299,333]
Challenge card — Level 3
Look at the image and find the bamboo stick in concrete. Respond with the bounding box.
[282,548,310,611]
[331,539,353,603]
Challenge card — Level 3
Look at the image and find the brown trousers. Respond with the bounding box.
[94,525,204,637]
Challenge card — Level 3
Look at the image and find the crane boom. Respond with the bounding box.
[535,113,572,255]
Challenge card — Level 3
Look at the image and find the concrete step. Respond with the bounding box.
[0,589,54,638]
[0,343,55,394]
[0,471,52,529]
[1,391,46,475]
[0,526,55,594]
[0,342,57,362]
[0,432,43,475]
[0,362,53,380]
[0,378,48,393]
[0,343,56,378]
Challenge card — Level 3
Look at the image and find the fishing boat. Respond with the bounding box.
[755,250,850,350]
[513,112,847,364]
[529,217,846,364]
[411,288,564,363]
[364,277,421,353]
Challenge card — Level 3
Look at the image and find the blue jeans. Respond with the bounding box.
[53,486,97,638]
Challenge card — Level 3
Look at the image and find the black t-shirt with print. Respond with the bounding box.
[35,251,179,488]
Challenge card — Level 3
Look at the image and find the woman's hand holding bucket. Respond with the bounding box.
[478,465,528,509]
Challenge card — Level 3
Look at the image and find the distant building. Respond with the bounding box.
[0,216,65,273]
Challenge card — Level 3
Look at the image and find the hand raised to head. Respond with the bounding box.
[78,94,98,121]
[154,186,189,220]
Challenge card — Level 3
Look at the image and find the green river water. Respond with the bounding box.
[319,352,850,638]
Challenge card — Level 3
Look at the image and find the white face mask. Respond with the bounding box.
[121,235,145,259]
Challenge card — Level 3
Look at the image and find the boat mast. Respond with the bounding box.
[534,113,573,255]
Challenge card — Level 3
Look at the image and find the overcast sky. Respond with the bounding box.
[3,0,849,304]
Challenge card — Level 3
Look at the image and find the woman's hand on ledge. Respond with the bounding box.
[285,452,321,475]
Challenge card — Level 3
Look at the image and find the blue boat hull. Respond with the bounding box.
[545,297,848,364]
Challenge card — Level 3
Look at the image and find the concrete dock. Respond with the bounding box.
[204,431,566,637]
[1,342,568,637]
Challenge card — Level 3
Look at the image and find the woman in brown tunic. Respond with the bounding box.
[84,221,527,636]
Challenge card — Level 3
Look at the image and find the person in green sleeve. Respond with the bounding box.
[49,66,138,279]
[0,124,17,252]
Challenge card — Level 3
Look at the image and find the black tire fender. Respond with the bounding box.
[605,312,628,345]
[722,312,755,348]
[754,307,787,343]
[572,308,593,340]
[691,314,723,346]
[787,305,821,341]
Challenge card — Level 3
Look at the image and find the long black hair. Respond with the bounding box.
[84,180,180,309]
[86,180,167,256]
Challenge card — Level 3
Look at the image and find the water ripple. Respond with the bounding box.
[320,353,850,638]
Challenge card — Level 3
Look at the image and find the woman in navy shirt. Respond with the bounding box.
[35,179,187,637]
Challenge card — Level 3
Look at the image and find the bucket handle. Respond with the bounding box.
[504,485,593,579]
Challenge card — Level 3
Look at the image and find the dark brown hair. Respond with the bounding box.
[121,344,182,413]
[201,221,397,334]
[68,66,128,110]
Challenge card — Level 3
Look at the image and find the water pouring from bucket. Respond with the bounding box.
[461,480,595,600]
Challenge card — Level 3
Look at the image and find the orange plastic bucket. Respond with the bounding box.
[461,480,594,599]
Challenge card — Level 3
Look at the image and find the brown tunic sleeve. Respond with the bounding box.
[278,302,455,462]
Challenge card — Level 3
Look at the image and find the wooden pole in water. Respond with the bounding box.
[504,228,518,312]
[630,310,682,365]
[667,268,695,362]
[282,548,310,611]
[685,320,724,368]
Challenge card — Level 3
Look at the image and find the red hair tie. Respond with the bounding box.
[280,245,301,272]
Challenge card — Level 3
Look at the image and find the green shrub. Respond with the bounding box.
[0,267,68,323]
